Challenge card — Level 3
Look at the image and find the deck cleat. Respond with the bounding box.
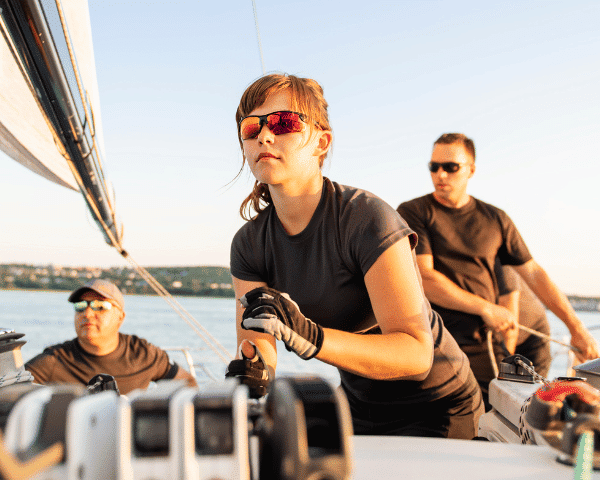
[497,354,537,384]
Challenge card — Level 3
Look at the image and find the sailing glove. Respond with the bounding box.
[240,287,324,360]
[225,342,270,398]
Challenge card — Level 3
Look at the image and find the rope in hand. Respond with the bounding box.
[517,324,581,352]
[487,324,576,381]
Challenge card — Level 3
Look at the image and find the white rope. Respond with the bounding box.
[486,330,499,378]
[0,370,34,388]
[487,324,580,379]
[518,324,579,352]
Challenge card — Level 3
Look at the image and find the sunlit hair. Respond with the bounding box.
[235,74,332,221]
[433,133,476,162]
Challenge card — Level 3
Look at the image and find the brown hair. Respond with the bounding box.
[433,133,476,162]
[235,74,331,220]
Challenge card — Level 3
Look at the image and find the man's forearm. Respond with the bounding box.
[420,269,493,317]
[514,259,599,361]
[416,254,516,332]
[498,291,520,354]
[514,261,584,334]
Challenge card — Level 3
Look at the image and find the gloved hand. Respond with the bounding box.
[240,287,324,360]
[225,341,270,398]
[86,373,120,395]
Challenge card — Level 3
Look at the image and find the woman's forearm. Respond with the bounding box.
[316,327,433,381]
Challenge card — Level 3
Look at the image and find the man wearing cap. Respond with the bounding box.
[25,279,197,395]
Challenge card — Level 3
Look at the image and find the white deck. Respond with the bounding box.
[352,435,598,479]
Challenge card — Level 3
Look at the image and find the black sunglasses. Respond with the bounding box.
[239,111,307,140]
[428,162,468,173]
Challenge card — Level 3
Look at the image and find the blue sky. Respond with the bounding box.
[1,1,599,295]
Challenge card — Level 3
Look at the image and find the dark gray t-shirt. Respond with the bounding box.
[231,178,471,404]
[398,194,533,345]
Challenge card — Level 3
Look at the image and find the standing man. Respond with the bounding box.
[397,133,598,407]
[25,279,197,395]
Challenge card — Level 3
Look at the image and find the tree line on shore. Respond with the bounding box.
[1,263,599,309]
[0,264,235,298]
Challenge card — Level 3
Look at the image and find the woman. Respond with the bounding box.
[226,73,484,438]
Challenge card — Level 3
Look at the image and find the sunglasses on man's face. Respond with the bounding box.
[428,162,468,173]
[73,300,114,312]
[239,111,306,140]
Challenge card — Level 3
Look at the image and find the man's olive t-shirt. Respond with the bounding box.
[25,333,178,395]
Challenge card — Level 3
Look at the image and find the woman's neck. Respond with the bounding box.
[270,175,323,235]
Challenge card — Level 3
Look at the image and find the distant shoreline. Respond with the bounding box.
[1,287,598,311]
[0,287,235,299]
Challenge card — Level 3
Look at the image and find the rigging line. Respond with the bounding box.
[54,0,93,139]
[517,324,580,352]
[487,324,580,378]
[122,253,233,364]
[54,0,117,217]
[54,0,227,363]
[51,127,124,251]
[124,259,231,364]
[251,0,266,74]
[55,0,118,229]
[125,261,232,365]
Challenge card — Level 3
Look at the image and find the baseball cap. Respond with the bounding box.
[68,279,125,310]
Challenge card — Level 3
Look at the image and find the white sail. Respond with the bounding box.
[0,0,122,249]
[0,17,77,190]
[59,0,107,163]
[0,0,108,190]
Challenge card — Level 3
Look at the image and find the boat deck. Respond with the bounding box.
[352,435,599,479]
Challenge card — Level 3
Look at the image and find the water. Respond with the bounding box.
[0,289,340,383]
[1,289,599,384]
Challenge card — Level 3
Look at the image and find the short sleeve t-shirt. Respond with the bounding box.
[397,194,533,344]
[232,177,416,333]
[231,178,472,404]
[25,333,178,395]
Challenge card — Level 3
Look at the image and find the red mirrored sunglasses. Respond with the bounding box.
[239,111,306,140]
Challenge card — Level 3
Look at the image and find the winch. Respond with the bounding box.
[0,367,353,479]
